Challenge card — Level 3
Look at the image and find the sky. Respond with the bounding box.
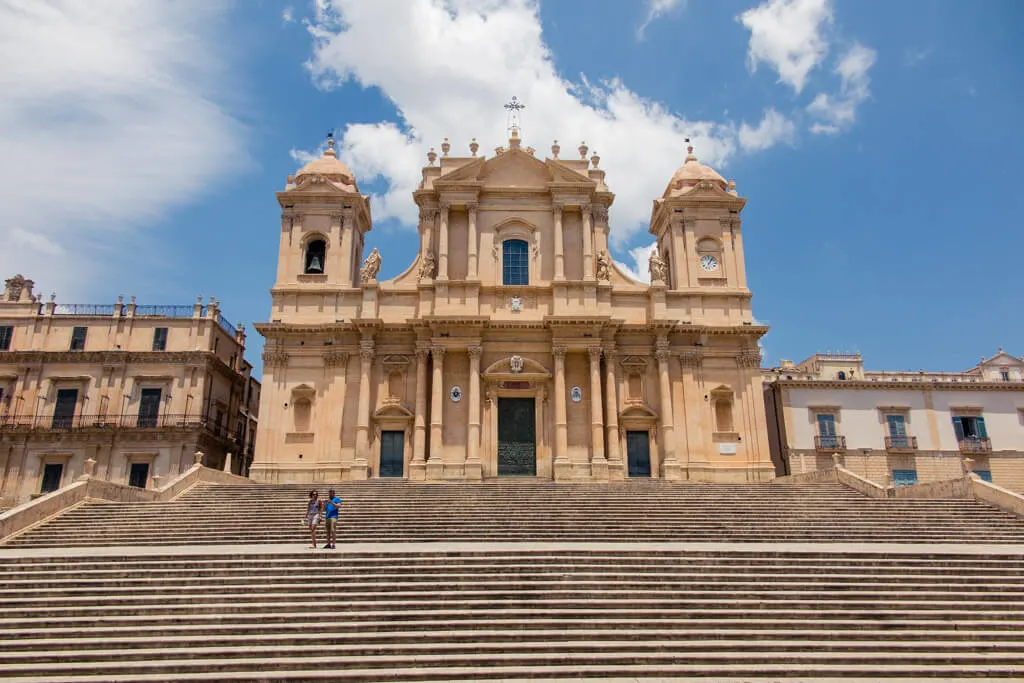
[1,0,1022,379]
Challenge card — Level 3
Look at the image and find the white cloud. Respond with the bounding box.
[282,6,295,24]
[739,108,796,152]
[739,0,833,94]
[636,0,687,40]
[304,0,753,248]
[0,0,246,296]
[618,242,657,284]
[807,42,876,133]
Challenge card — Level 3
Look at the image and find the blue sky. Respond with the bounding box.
[2,0,1022,378]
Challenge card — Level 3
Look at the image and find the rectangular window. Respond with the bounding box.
[892,469,918,487]
[1001,370,1011,381]
[137,388,162,428]
[152,327,168,351]
[40,463,63,493]
[502,239,530,286]
[974,469,993,483]
[0,325,12,351]
[953,415,988,440]
[885,414,912,448]
[128,462,150,489]
[70,326,87,351]
[52,389,78,429]
[816,413,837,436]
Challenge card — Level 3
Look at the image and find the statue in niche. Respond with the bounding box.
[596,251,611,282]
[361,248,382,282]
[648,250,668,283]
[418,251,437,280]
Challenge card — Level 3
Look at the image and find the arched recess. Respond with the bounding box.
[696,237,723,277]
[710,384,737,437]
[302,234,328,275]
[290,384,315,434]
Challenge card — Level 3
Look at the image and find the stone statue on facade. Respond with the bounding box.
[596,251,611,282]
[418,251,437,280]
[648,250,667,283]
[361,248,382,282]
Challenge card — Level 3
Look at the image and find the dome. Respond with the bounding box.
[291,137,358,191]
[663,144,727,197]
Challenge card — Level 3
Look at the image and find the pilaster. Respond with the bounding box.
[427,345,445,479]
[466,345,483,480]
[603,342,624,479]
[588,345,608,480]
[552,203,565,281]
[352,338,374,479]
[655,337,682,481]
[410,345,430,481]
[552,345,570,480]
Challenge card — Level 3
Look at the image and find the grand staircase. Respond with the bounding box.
[1,479,1023,680]
[8,479,1024,546]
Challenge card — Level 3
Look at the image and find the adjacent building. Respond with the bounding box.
[0,275,259,506]
[764,351,1024,490]
[252,131,774,483]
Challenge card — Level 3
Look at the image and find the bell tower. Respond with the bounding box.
[274,135,372,301]
[648,142,753,324]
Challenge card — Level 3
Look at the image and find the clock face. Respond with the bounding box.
[700,255,719,271]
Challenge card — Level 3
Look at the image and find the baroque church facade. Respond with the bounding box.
[251,129,774,483]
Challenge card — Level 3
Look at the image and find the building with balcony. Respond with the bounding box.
[764,350,1024,490]
[0,274,260,506]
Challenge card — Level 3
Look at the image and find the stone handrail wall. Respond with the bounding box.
[0,465,251,542]
[889,476,973,500]
[835,466,889,499]
[773,469,839,484]
[971,475,1024,517]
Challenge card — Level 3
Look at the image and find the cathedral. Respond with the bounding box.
[251,127,774,483]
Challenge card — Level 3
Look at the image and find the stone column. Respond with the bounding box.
[552,203,565,281]
[466,345,483,479]
[588,345,607,478]
[603,343,622,475]
[338,212,355,287]
[655,338,682,481]
[467,202,478,279]
[581,203,594,280]
[353,339,375,473]
[428,346,445,471]
[410,346,430,479]
[593,205,609,256]
[553,345,569,470]
[419,207,435,260]
[437,201,450,281]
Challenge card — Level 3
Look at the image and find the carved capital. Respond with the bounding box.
[261,350,289,368]
[551,202,564,217]
[419,207,438,223]
[324,351,350,369]
[359,341,375,362]
[601,342,617,360]
[678,349,704,369]
[552,345,567,361]
[580,202,592,218]
[431,346,446,362]
[468,345,483,361]
[466,201,478,217]
[737,349,763,368]
[438,199,452,212]
[329,211,345,221]
[587,345,603,362]
[592,205,608,223]
[655,349,671,364]
[416,346,431,361]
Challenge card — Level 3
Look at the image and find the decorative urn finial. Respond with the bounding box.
[578,141,588,159]
[551,140,560,158]
[427,147,437,166]
[590,151,600,168]
[469,138,479,156]
[441,137,450,157]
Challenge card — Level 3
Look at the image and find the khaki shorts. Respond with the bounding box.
[325,518,337,533]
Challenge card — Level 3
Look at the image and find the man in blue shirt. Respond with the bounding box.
[323,489,342,549]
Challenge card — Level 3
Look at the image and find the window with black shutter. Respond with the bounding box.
[70,327,87,351]
[0,326,12,351]
[152,327,168,351]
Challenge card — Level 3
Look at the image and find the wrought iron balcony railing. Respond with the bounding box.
[885,435,918,451]
[0,413,237,439]
[814,435,847,451]
[958,437,992,454]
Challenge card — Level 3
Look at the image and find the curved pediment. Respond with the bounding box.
[620,402,658,419]
[483,355,552,379]
[374,401,414,419]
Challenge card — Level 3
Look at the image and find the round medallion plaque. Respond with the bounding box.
[450,386,463,402]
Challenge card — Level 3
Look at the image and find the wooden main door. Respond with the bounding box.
[497,397,536,476]
[626,431,651,478]
[379,430,405,478]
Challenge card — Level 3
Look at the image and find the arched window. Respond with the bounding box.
[304,239,326,274]
[502,239,529,286]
